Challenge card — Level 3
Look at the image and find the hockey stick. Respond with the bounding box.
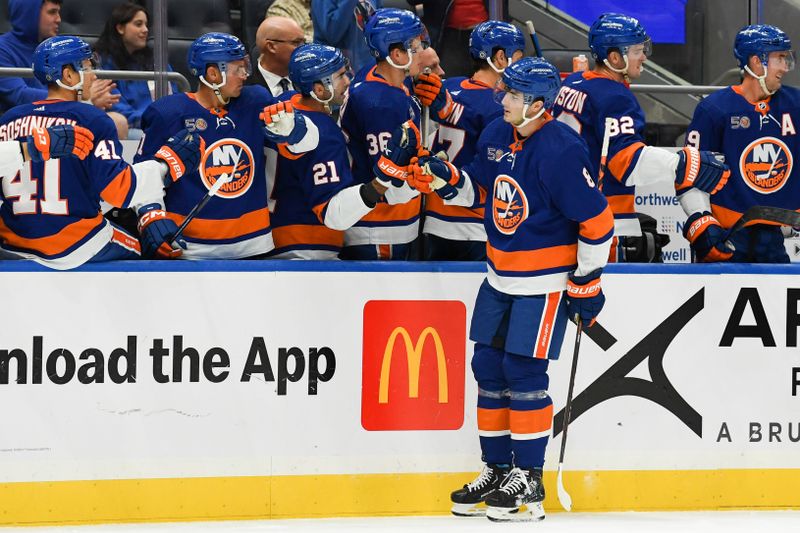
[724,205,800,241]
[416,67,433,260]
[525,20,543,58]
[557,319,582,512]
[169,147,241,245]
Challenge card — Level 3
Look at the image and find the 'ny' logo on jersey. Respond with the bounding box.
[492,175,528,235]
[739,136,793,194]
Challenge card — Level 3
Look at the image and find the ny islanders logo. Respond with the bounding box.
[739,136,793,194]
[492,175,528,234]
[200,138,255,198]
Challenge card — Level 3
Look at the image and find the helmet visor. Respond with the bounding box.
[492,80,526,106]
[768,50,796,71]
[625,38,652,60]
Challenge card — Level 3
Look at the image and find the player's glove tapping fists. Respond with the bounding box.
[260,101,308,145]
[374,120,424,187]
[414,72,456,120]
[155,128,205,183]
[674,147,730,194]
[26,124,95,161]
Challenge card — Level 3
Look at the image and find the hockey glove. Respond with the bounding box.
[409,155,462,200]
[155,128,205,183]
[26,124,95,162]
[137,203,186,259]
[414,72,456,120]
[374,120,423,187]
[260,101,308,145]
[674,147,730,195]
[683,211,734,262]
[565,268,605,327]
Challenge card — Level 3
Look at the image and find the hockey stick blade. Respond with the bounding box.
[525,20,543,58]
[556,462,572,512]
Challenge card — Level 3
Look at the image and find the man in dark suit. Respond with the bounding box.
[248,16,306,97]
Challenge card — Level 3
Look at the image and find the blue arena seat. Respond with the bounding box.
[240,0,275,51]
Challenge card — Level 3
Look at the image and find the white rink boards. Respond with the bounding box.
[0,261,798,525]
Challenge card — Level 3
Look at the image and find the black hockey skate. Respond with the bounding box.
[485,467,545,522]
[450,463,510,516]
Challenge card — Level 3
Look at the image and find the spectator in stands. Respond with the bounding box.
[250,16,306,98]
[407,0,491,77]
[0,0,125,135]
[267,0,314,43]
[94,2,176,138]
[312,0,381,75]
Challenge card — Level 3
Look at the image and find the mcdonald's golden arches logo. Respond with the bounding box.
[362,300,466,431]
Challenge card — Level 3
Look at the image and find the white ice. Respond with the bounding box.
[3,512,800,533]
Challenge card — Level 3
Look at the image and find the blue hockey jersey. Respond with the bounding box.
[458,115,614,295]
[0,99,148,269]
[136,87,277,259]
[339,65,421,246]
[269,95,359,258]
[425,76,499,242]
[552,71,647,236]
[685,84,800,227]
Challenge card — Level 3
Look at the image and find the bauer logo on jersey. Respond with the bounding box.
[738,136,793,194]
[361,300,466,431]
[199,138,255,199]
[492,175,528,234]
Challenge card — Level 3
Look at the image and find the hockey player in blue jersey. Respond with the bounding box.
[0,36,203,269]
[408,58,613,521]
[269,44,400,258]
[684,24,799,263]
[338,8,428,260]
[551,13,731,262]
[413,20,525,260]
[136,33,315,259]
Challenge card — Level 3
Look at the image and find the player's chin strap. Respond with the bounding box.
[56,70,85,100]
[512,100,545,130]
[603,56,632,83]
[310,80,335,108]
[487,54,514,74]
[199,71,230,106]
[386,49,414,71]
[744,61,776,96]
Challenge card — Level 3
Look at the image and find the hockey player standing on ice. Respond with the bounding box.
[683,25,799,263]
[268,44,398,258]
[413,20,525,260]
[407,57,613,521]
[136,33,315,259]
[0,36,204,269]
[338,8,428,260]
[551,13,731,262]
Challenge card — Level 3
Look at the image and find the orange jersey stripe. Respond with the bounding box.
[272,224,343,249]
[100,167,134,208]
[606,194,636,216]
[168,208,270,240]
[487,243,577,272]
[277,143,305,161]
[607,141,645,183]
[510,404,554,434]
[425,193,483,220]
[534,293,561,359]
[579,205,614,240]
[0,214,105,256]
[711,204,742,229]
[477,407,510,432]
[359,196,421,223]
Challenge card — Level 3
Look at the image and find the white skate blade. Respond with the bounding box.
[486,502,545,522]
[451,502,486,517]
